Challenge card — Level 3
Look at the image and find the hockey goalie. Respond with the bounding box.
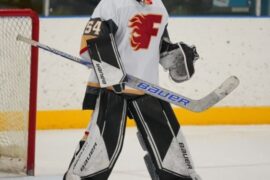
[63,0,201,179]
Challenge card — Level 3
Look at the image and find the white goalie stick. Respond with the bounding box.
[17,34,239,112]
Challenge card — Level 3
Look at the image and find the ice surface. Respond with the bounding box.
[1,125,270,180]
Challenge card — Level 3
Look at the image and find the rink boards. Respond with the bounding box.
[35,107,270,129]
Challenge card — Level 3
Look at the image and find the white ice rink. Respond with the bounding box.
[1,125,270,180]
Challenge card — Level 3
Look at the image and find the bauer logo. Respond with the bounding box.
[80,142,97,172]
[137,83,190,106]
[129,14,162,51]
[95,63,107,85]
[179,142,193,169]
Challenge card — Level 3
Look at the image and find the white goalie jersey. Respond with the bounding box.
[80,0,169,85]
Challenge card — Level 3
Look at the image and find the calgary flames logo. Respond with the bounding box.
[129,14,162,51]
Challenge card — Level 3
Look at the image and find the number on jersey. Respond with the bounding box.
[84,18,102,36]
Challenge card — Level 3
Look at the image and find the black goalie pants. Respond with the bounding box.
[66,89,200,180]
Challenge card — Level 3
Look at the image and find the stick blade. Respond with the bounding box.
[191,76,240,112]
[16,34,38,47]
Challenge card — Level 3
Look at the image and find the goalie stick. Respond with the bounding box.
[17,34,239,112]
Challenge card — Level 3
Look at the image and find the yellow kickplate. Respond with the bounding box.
[35,107,270,130]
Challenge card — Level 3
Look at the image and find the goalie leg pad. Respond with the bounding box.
[129,95,201,180]
[137,131,160,180]
[144,154,160,180]
[136,131,147,151]
[63,140,85,180]
[82,86,101,110]
[69,90,127,179]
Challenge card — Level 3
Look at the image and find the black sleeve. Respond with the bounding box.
[160,25,172,53]
[162,25,170,41]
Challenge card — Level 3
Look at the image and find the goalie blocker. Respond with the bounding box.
[86,18,126,93]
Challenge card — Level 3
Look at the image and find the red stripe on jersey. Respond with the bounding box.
[80,47,88,55]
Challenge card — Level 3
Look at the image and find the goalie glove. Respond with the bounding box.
[86,18,126,90]
[160,41,199,83]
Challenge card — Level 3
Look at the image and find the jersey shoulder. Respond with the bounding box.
[154,0,169,17]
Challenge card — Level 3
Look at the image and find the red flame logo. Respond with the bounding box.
[129,14,162,51]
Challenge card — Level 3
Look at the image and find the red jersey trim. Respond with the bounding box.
[80,47,88,55]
